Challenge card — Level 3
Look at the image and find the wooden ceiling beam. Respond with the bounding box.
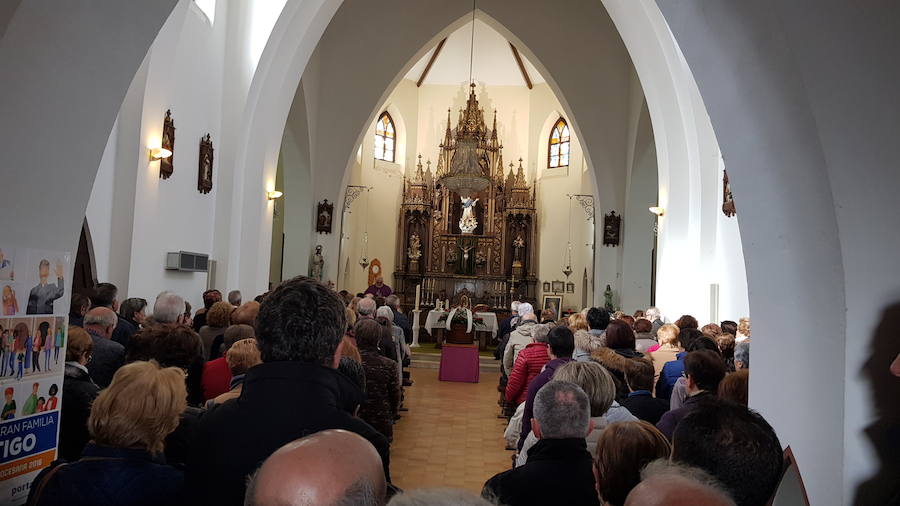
[416,38,447,87]
[509,43,533,90]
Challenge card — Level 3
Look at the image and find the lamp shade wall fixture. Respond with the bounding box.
[149,147,172,161]
[266,190,284,200]
[649,206,665,216]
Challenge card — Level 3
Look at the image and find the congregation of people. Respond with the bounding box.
[30,274,782,506]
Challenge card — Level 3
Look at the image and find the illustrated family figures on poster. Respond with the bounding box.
[26,259,64,315]
[0,319,64,380]
[0,382,59,420]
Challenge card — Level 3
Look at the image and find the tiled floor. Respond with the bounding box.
[390,368,513,494]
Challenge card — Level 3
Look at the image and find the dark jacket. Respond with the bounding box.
[656,391,715,439]
[58,363,100,462]
[592,347,652,401]
[185,361,390,506]
[519,357,573,449]
[483,438,601,506]
[655,351,687,401]
[358,349,401,439]
[620,390,669,425]
[164,406,204,468]
[392,309,412,344]
[26,444,183,506]
[85,329,125,389]
[111,315,137,350]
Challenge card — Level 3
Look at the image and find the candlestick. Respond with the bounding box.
[414,284,421,311]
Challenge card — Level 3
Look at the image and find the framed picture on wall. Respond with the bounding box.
[551,280,565,293]
[542,295,563,321]
[542,281,551,292]
[160,109,175,180]
[566,281,575,293]
[197,133,213,194]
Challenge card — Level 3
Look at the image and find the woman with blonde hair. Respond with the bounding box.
[736,317,751,343]
[28,360,187,505]
[207,338,262,407]
[593,421,671,505]
[568,312,590,332]
[648,323,682,387]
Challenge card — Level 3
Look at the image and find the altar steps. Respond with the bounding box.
[409,351,501,373]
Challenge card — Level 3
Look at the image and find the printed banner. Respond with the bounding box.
[0,246,70,505]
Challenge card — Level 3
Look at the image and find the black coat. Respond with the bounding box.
[185,361,390,506]
[620,392,670,425]
[58,363,100,462]
[111,315,137,350]
[392,309,412,344]
[483,438,601,506]
[85,330,125,389]
[27,444,183,506]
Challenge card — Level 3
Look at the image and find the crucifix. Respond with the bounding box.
[458,242,475,261]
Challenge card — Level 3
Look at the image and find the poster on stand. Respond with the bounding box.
[0,246,70,505]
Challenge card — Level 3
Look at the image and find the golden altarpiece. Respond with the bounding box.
[394,86,538,309]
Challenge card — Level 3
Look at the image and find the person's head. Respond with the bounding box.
[338,290,352,305]
[3,388,11,401]
[48,384,58,397]
[618,314,636,328]
[38,259,49,279]
[734,341,750,370]
[358,297,377,317]
[510,300,521,315]
[689,336,720,353]
[624,460,736,506]
[517,302,535,321]
[345,307,358,332]
[672,401,783,506]
[152,291,186,324]
[701,323,722,338]
[88,360,187,454]
[354,318,389,351]
[633,309,646,319]
[206,301,233,328]
[91,282,119,309]
[678,328,705,350]
[547,326,575,359]
[245,430,386,506]
[70,292,91,317]
[718,370,749,406]
[657,324,680,347]
[720,320,738,337]
[31,382,38,394]
[531,323,551,344]
[84,307,118,338]
[675,314,699,330]
[228,290,242,306]
[202,289,222,310]
[684,350,727,395]
[231,301,261,326]
[553,360,616,417]
[737,317,750,337]
[645,307,661,322]
[568,312,589,332]
[120,297,148,324]
[375,305,394,323]
[226,338,262,376]
[594,421,671,506]
[388,488,493,506]
[126,325,204,371]
[224,324,256,350]
[532,380,591,440]
[587,307,610,331]
[337,356,366,396]
[37,321,50,338]
[183,301,193,326]
[385,294,400,310]
[374,275,384,286]
[255,277,347,368]
[540,308,556,323]
[716,333,736,360]
[624,359,655,392]
[605,320,637,350]
[633,318,652,335]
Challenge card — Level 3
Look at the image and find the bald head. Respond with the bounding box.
[624,460,736,506]
[84,307,117,338]
[246,430,386,506]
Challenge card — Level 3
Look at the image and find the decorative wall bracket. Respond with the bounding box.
[344,185,372,213]
[567,193,595,222]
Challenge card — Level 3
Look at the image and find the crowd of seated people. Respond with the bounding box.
[44,275,789,506]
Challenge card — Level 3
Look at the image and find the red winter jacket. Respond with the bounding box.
[505,342,550,405]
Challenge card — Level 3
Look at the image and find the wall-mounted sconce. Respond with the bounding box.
[149,147,173,161]
[266,190,284,200]
[649,206,665,216]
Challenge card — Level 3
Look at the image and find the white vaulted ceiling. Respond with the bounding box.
[404,18,544,87]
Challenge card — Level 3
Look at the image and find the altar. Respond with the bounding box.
[424,310,499,350]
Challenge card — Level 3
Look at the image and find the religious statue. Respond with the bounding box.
[407,234,422,260]
[310,245,324,281]
[604,284,614,312]
[512,235,526,278]
[459,196,479,234]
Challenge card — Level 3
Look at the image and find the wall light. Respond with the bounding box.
[649,206,665,216]
[266,190,284,200]
[149,147,173,161]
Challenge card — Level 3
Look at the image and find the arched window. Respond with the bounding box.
[374,112,396,162]
[548,117,570,168]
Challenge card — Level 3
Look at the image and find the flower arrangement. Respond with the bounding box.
[438,307,484,327]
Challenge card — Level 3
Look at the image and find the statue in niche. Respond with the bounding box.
[197,133,213,194]
[407,234,422,260]
[310,245,324,281]
[512,235,525,266]
[459,196,479,234]
[604,284,614,312]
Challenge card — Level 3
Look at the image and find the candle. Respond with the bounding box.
[415,284,421,311]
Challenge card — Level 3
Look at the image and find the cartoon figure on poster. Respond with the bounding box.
[13,321,29,380]
[2,386,15,420]
[54,317,65,365]
[0,248,13,281]
[2,284,18,315]
[21,382,39,416]
[0,321,9,377]
[26,258,64,315]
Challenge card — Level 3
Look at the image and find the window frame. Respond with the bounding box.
[374,111,397,163]
[548,117,570,168]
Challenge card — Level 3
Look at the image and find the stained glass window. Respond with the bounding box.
[549,118,570,168]
[374,112,396,162]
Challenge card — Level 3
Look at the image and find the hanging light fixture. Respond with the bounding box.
[563,196,574,278]
[436,0,491,198]
[359,178,371,270]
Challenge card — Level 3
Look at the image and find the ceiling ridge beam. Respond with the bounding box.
[416,38,447,87]
[509,43,533,90]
